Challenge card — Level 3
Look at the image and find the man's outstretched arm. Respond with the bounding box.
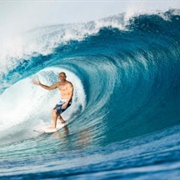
[33,79,58,90]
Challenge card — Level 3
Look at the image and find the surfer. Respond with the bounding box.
[33,72,74,130]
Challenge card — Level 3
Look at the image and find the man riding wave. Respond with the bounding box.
[33,72,74,130]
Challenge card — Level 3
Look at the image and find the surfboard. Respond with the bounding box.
[33,121,69,133]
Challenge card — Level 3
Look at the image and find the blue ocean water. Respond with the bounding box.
[0,9,180,179]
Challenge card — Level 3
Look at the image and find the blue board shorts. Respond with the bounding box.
[53,99,72,116]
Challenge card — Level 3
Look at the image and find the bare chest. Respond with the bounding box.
[58,84,68,92]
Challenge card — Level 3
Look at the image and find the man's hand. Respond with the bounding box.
[62,103,68,109]
[32,79,41,85]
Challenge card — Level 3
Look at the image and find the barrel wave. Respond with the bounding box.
[0,9,180,179]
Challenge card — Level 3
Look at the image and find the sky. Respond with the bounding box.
[0,0,179,38]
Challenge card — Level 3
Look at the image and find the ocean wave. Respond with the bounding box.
[0,8,180,179]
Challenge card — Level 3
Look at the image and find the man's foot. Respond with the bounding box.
[48,126,57,130]
[60,120,66,124]
[58,118,66,124]
[58,116,66,124]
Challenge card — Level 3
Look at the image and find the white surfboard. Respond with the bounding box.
[34,121,69,133]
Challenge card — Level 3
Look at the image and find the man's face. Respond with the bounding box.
[59,73,66,81]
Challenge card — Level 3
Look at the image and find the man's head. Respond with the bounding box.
[59,72,67,81]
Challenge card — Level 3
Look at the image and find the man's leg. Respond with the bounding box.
[49,109,58,129]
[58,115,66,124]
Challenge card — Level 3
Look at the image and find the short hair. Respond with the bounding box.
[59,72,66,76]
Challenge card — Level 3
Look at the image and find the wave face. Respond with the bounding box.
[0,9,180,179]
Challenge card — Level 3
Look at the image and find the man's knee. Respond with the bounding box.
[52,109,57,116]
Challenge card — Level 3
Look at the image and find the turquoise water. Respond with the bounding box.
[0,9,180,179]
